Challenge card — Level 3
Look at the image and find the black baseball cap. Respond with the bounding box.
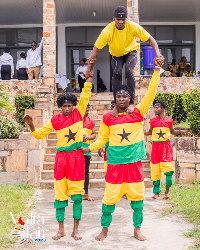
[114,6,127,19]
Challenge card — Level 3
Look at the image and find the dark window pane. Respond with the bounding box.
[156,27,174,43]
[18,29,37,45]
[66,28,85,44]
[176,26,194,44]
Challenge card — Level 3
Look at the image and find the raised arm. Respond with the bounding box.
[24,114,53,139]
[77,80,92,118]
[85,46,99,80]
[137,60,160,117]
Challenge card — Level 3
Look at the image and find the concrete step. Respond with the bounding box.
[43,162,54,170]
[44,154,55,162]
[90,161,104,169]
[90,169,105,179]
[45,146,57,154]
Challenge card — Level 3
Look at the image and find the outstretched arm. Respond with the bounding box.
[137,59,160,117]
[144,125,153,136]
[170,124,192,136]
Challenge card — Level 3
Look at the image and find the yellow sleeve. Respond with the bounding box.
[77,82,92,118]
[94,23,111,49]
[132,22,150,42]
[89,120,109,152]
[31,119,53,139]
[136,71,160,116]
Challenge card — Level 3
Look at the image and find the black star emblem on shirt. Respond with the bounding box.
[65,129,77,143]
[156,129,166,139]
[117,128,131,143]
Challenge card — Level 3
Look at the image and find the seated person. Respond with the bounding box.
[97,69,107,92]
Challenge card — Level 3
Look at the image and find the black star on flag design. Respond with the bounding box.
[117,128,131,143]
[65,129,77,143]
[156,129,166,139]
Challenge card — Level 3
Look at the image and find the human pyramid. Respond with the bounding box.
[24,6,189,243]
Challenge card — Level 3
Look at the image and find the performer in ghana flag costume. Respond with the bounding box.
[24,78,92,241]
[81,59,161,241]
[144,100,191,199]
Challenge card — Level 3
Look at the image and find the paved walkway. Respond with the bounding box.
[12,188,194,250]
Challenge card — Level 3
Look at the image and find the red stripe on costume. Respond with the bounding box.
[106,161,144,184]
[51,109,82,131]
[150,116,173,128]
[151,141,173,164]
[83,116,95,130]
[54,150,85,181]
[103,108,143,126]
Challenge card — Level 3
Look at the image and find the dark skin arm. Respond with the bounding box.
[85,46,99,80]
[83,125,96,142]
[144,125,153,136]
[170,124,192,136]
[24,115,35,132]
[148,36,164,67]
[98,148,104,158]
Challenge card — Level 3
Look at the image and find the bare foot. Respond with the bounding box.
[152,193,160,199]
[83,194,94,201]
[71,231,82,240]
[165,192,171,199]
[134,228,146,241]
[95,228,108,241]
[52,231,66,240]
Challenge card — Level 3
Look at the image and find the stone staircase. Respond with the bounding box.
[40,93,152,189]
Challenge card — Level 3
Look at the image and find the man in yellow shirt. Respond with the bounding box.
[86,6,164,98]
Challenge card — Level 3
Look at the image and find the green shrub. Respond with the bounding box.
[0,85,13,112]
[182,87,200,137]
[0,117,20,139]
[154,93,187,123]
[15,95,34,127]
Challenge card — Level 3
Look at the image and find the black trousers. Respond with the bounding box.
[111,50,137,99]
[17,68,28,80]
[78,75,86,93]
[1,65,11,80]
[84,155,91,194]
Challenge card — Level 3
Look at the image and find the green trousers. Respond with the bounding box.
[54,194,83,222]
[101,200,144,228]
[153,171,174,194]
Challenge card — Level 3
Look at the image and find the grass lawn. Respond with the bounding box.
[0,183,35,249]
[163,182,200,249]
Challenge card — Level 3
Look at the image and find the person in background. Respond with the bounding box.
[26,38,43,80]
[16,52,28,80]
[86,6,164,99]
[76,58,87,93]
[168,59,179,77]
[144,100,191,199]
[97,69,107,92]
[182,65,194,77]
[140,51,144,75]
[178,56,188,77]
[0,48,14,80]
[82,104,96,201]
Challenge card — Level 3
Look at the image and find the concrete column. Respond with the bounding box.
[195,22,200,73]
[43,0,56,78]
[127,0,140,77]
[57,25,66,75]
